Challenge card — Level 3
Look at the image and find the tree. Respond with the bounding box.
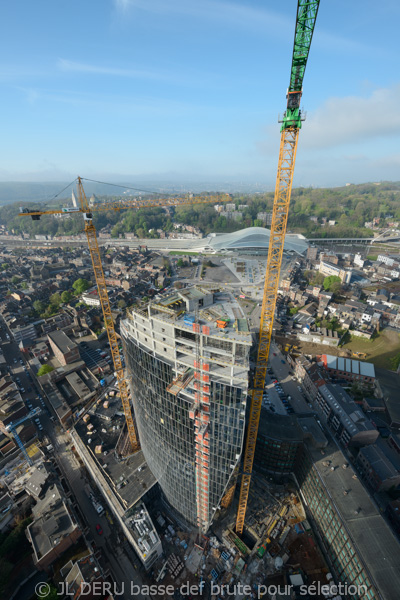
[33,300,45,314]
[21,282,28,290]
[49,292,62,307]
[72,278,91,295]
[37,364,54,376]
[11,275,20,285]
[323,275,341,292]
[117,299,126,309]
[61,290,73,303]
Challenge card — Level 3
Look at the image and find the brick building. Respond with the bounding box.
[48,331,80,365]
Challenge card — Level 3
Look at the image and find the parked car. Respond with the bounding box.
[96,524,103,535]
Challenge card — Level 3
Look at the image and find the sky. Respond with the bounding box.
[1,0,400,189]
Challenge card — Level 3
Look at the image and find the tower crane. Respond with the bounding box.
[19,0,320,530]
[0,407,42,466]
[235,0,320,535]
[19,183,234,452]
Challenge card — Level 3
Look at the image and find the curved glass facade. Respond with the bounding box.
[121,292,251,530]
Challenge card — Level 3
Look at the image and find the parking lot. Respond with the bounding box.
[78,341,116,372]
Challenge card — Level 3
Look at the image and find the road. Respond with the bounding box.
[52,430,146,599]
[0,319,146,599]
[268,342,312,414]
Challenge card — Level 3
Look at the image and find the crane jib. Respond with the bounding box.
[281,0,320,131]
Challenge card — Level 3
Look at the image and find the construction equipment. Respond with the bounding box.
[0,407,41,466]
[235,0,320,535]
[19,183,232,453]
[19,0,320,528]
[216,319,229,329]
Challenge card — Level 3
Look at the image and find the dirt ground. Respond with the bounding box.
[283,329,400,371]
[286,530,328,583]
[342,328,400,370]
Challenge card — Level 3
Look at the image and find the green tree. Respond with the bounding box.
[11,275,20,284]
[61,290,73,303]
[117,299,126,309]
[37,364,54,376]
[33,300,45,314]
[49,292,62,307]
[323,275,341,292]
[21,282,28,290]
[72,278,91,295]
[35,585,59,600]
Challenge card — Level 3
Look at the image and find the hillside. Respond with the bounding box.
[0,181,399,240]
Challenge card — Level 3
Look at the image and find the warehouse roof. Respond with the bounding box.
[204,227,308,255]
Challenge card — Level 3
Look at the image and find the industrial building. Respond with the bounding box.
[121,286,252,532]
[48,330,80,366]
[319,354,376,384]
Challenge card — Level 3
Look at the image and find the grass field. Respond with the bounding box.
[342,328,400,370]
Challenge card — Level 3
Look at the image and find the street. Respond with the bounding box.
[0,317,146,599]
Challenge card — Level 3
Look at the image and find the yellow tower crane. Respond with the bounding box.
[235,0,320,535]
[19,180,233,452]
[20,0,321,532]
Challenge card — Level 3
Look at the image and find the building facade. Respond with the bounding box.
[295,444,400,600]
[48,331,80,366]
[121,287,251,532]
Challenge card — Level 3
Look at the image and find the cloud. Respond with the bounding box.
[113,0,289,31]
[59,58,177,82]
[301,83,400,149]
[257,83,400,156]
[112,0,376,56]
[58,58,221,88]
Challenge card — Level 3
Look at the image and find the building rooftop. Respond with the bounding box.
[65,372,91,399]
[144,289,252,345]
[75,396,157,510]
[123,503,161,561]
[258,412,304,443]
[48,330,77,354]
[319,384,376,437]
[307,440,400,600]
[28,484,79,561]
[324,354,376,379]
[203,227,308,255]
[359,444,399,481]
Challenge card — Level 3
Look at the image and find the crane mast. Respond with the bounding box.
[76,178,139,452]
[18,0,321,530]
[19,187,232,454]
[235,0,320,535]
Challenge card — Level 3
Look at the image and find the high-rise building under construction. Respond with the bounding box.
[121,286,252,532]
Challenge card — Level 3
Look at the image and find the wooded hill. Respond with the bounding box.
[1,181,399,240]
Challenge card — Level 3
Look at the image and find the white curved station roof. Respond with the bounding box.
[203,227,308,255]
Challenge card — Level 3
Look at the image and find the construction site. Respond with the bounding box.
[12,2,400,600]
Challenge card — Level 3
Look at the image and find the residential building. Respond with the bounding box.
[26,484,81,570]
[319,260,352,284]
[315,384,378,447]
[357,444,400,492]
